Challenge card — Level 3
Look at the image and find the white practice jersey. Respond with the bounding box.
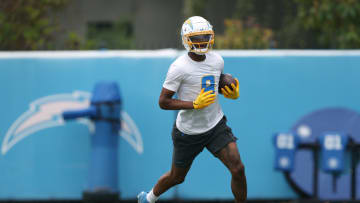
[163,52,224,135]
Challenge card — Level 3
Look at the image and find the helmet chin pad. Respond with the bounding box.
[191,46,209,54]
[193,51,206,56]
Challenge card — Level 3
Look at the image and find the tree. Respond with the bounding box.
[0,0,68,50]
[296,0,360,49]
[215,19,273,49]
[227,0,303,49]
[224,0,360,49]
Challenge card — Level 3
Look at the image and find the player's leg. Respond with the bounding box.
[138,162,193,203]
[138,124,204,203]
[215,142,247,203]
[152,162,191,196]
[205,117,246,203]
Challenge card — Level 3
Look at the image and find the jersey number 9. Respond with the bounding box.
[201,75,215,93]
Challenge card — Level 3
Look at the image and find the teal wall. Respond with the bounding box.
[0,50,359,200]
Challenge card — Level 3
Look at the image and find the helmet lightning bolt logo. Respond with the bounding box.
[2,91,143,155]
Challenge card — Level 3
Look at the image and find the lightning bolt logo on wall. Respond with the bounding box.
[1,91,143,155]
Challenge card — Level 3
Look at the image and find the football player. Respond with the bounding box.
[138,16,246,203]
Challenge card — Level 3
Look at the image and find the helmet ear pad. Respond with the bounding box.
[182,35,192,52]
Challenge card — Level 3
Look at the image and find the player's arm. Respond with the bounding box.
[159,88,216,110]
[159,88,193,110]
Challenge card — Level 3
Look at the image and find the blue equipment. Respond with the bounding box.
[318,132,349,194]
[318,132,348,173]
[62,81,121,201]
[273,133,299,172]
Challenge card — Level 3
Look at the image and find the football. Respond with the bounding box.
[218,73,236,94]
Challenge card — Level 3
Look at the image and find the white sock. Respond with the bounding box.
[146,189,159,203]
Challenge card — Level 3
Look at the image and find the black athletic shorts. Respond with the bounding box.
[171,116,237,168]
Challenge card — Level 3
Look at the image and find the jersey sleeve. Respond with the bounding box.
[163,64,184,92]
[219,54,224,73]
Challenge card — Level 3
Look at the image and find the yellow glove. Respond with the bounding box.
[193,88,216,109]
[221,78,239,99]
